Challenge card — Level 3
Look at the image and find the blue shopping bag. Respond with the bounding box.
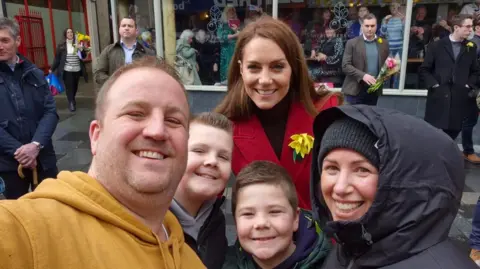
[45,73,64,96]
[0,176,4,194]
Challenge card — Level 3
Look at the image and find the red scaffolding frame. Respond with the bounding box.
[25,0,92,65]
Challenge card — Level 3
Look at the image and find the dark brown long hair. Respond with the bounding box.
[215,16,322,120]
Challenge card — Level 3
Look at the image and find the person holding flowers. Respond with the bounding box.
[341,13,389,106]
[419,14,480,141]
[50,28,89,112]
[215,16,342,210]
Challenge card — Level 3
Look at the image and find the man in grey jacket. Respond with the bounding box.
[94,17,154,87]
[341,13,389,106]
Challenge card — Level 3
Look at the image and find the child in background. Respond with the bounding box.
[170,112,233,269]
[223,161,331,269]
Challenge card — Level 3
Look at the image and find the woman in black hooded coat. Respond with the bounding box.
[310,105,477,268]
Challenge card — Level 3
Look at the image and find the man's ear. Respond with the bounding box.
[89,120,101,156]
[15,36,21,49]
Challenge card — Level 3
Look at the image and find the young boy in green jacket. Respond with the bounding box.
[223,161,331,269]
[170,112,232,269]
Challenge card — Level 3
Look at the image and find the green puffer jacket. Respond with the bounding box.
[222,210,331,269]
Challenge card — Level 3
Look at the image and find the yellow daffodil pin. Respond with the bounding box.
[467,41,475,52]
[288,133,314,162]
[377,37,383,44]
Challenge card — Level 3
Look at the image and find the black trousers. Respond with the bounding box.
[443,129,461,141]
[63,71,81,103]
[0,166,58,199]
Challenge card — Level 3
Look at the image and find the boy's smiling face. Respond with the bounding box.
[176,122,233,201]
[235,183,299,268]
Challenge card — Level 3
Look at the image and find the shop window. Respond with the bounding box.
[162,0,448,91]
[128,1,156,53]
[161,0,273,86]
[279,2,398,88]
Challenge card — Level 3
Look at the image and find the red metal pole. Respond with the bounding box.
[48,0,56,55]
[23,0,34,61]
[67,0,72,29]
[80,0,92,61]
[38,12,49,73]
[81,0,89,35]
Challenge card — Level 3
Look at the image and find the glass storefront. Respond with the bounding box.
[113,0,477,93]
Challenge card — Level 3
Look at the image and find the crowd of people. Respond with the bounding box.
[1,7,480,269]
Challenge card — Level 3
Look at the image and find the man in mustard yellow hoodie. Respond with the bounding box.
[0,56,206,269]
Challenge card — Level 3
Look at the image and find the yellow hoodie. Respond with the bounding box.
[0,171,206,269]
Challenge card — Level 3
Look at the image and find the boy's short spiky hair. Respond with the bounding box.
[232,161,298,215]
[190,112,233,134]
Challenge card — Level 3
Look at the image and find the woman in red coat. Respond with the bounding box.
[215,16,342,209]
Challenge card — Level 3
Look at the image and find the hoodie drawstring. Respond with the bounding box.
[159,242,169,269]
[171,239,182,269]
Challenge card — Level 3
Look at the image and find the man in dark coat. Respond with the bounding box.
[419,14,480,139]
[310,105,478,268]
[0,17,58,199]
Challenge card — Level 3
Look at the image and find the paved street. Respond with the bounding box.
[50,82,479,252]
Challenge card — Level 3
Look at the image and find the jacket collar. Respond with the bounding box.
[233,101,314,181]
[114,40,146,53]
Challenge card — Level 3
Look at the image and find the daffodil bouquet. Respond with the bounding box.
[74,32,91,56]
[367,53,401,94]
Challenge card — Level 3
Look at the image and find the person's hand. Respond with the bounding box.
[14,143,40,168]
[196,63,199,72]
[231,24,238,32]
[384,15,393,23]
[411,26,418,33]
[439,20,448,28]
[48,69,52,74]
[416,27,425,35]
[23,159,37,170]
[363,74,377,85]
[310,50,316,59]
[213,63,218,72]
[316,53,326,61]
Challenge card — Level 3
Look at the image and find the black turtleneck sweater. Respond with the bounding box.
[255,95,291,160]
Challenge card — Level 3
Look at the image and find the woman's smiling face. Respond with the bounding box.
[320,148,379,221]
[240,37,292,110]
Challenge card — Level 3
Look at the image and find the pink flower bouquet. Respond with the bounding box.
[367,53,401,94]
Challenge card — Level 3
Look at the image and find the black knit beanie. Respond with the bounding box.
[318,117,380,169]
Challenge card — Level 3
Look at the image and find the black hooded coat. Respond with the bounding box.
[310,105,477,269]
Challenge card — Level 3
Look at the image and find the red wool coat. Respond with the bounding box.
[231,96,338,209]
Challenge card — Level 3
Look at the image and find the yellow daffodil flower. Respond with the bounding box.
[467,42,474,47]
[378,38,383,44]
[288,133,314,162]
[76,32,90,43]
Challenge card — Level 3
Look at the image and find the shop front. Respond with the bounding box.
[110,0,476,115]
